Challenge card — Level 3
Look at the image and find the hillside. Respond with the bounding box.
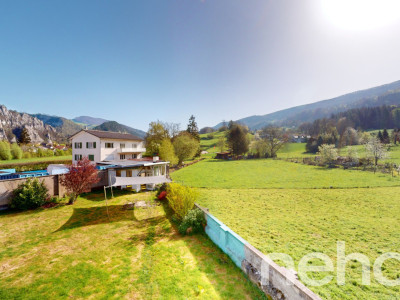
[0,105,57,144]
[32,114,83,141]
[94,121,146,138]
[72,116,108,126]
[214,80,400,130]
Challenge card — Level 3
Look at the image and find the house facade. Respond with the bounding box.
[70,130,146,164]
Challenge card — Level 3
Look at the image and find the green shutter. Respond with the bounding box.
[93,142,96,148]
[86,142,89,148]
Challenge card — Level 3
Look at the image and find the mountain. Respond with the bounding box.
[32,114,84,141]
[73,116,108,126]
[94,121,146,138]
[214,80,400,130]
[0,105,57,144]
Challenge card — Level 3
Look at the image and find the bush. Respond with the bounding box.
[166,183,198,220]
[178,208,206,235]
[11,143,23,159]
[0,141,12,160]
[10,178,49,210]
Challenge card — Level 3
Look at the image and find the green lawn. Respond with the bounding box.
[171,159,400,189]
[197,188,400,300]
[173,157,400,299]
[0,155,72,166]
[0,191,265,300]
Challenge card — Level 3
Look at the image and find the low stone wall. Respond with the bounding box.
[196,204,322,300]
[0,170,108,209]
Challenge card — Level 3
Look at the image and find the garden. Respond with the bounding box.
[0,189,266,299]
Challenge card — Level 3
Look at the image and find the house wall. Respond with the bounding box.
[195,204,322,300]
[100,139,145,161]
[72,132,101,163]
[71,132,145,163]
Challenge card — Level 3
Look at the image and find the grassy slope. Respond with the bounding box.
[171,159,400,189]
[173,148,400,299]
[197,188,400,300]
[0,191,265,300]
[0,155,72,166]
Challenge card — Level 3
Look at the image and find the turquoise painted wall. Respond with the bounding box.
[205,213,247,268]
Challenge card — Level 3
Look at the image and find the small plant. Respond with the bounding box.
[11,178,49,210]
[166,183,198,220]
[178,208,206,235]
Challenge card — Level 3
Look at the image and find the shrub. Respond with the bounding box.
[178,208,206,235]
[10,178,49,210]
[0,141,12,160]
[10,143,23,159]
[166,183,198,220]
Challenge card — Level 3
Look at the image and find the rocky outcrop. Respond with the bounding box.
[0,105,57,144]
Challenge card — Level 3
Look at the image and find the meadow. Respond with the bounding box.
[171,155,400,299]
[0,155,72,166]
[0,191,265,300]
[171,159,400,189]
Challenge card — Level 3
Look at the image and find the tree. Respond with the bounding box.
[217,136,225,152]
[377,130,383,143]
[199,127,214,134]
[173,132,199,166]
[346,146,359,165]
[19,128,31,144]
[0,141,12,160]
[207,132,214,140]
[60,157,100,204]
[186,115,200,141]
[260,126,288,158]
[251,139,268,158]
[159,138,178,166]
[10,143,23,159]
[11,178,49,210]
[145,121,169,155]
[392,128,400,144]
[227,124,249,156]
[382,129,390,144]
[318,144,338,167]
[162,122,181,138]
[365,138,388,172]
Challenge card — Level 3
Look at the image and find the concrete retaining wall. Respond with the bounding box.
[0,170,108,209]
[196,204,322,300]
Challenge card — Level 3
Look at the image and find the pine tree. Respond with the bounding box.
[382,129,390,144]
[377,130,383,143]
[19,128,31,144]
[186,115,200,141]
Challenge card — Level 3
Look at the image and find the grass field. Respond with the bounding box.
[197,188,400,300]
[0,190,265,300]
[0,155,72,166]
[171,159,400,189]
[172,156,400,299]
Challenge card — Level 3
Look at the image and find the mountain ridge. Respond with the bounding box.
[214,80,400,130]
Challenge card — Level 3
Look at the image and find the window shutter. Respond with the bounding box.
[93,142,96,148]
[86,142,89,148]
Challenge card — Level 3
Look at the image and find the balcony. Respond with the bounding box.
[117,147,146,153]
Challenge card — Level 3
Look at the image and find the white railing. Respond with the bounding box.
[117,147,146,153]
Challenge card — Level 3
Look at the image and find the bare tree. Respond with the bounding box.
[162,122,181,138]
[260,126,288,158]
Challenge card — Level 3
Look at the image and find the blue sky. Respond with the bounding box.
[1,0,400,131]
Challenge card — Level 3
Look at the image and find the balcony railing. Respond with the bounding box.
[117,147,146,153]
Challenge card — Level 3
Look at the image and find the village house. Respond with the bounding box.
[70,129,146,164]
[70,129,170,192]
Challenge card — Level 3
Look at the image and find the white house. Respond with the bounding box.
[70,130,146,164]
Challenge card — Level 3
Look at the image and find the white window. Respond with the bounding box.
[133,143,137,148]
[74,142,82,149]
[120,143,126,148]
[105,143,114,148]
[120,154,126,159]
[86,142,96,149]
[74,154,82,161]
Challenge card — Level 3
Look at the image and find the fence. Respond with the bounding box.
[0,170,108,210]
[196,204,322,300]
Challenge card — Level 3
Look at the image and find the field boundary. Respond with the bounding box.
[195,203,321,300]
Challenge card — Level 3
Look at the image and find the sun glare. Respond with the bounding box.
[321,0,400,31]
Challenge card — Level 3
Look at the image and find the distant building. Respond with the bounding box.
[291,135,310,143]
[70,130,146,164]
